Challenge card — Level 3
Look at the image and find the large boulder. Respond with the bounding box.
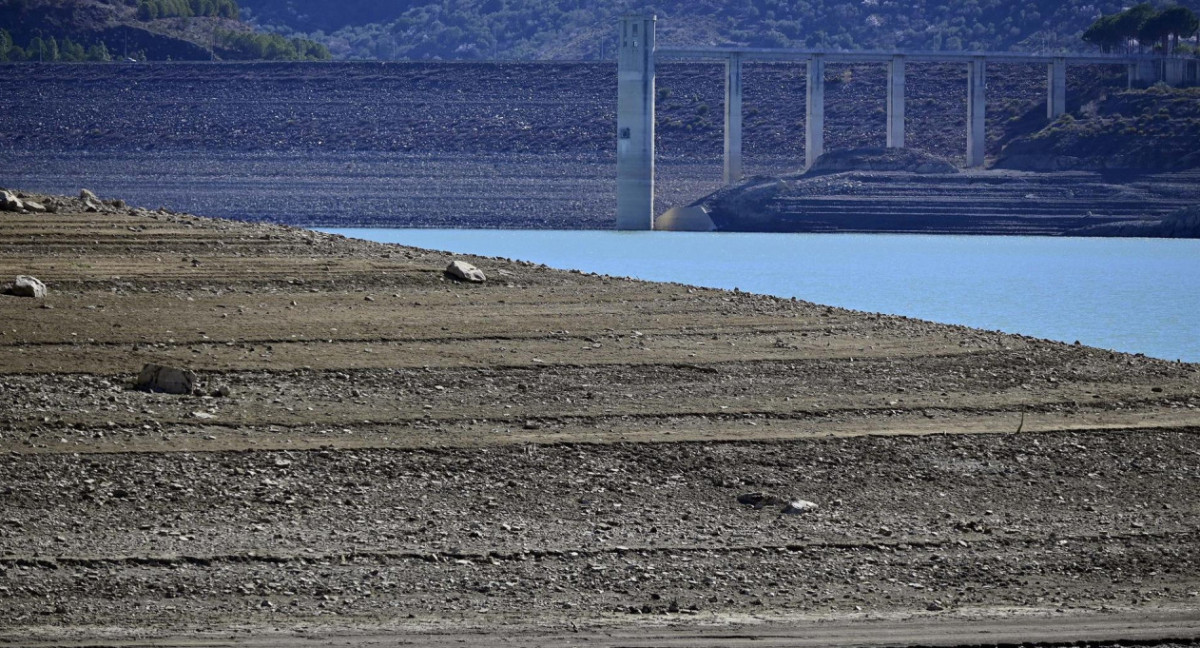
[8,275,47,299]
[445,260,486,283]
[80,188,104,212]
[135,364,197,395]
[1,190,23,212]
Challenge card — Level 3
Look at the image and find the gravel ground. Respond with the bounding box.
[0,194,1198,644]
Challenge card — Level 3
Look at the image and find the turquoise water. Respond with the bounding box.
[321,229,1200,363]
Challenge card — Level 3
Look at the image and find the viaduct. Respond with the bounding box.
[616,15,1200,230]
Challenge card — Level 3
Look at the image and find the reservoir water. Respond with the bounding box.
[323,229,1199,363]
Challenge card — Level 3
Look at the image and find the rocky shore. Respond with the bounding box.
[2,190,1199,645]
[668,150,1200,235]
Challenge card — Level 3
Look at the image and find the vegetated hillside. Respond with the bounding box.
[996,85,1200,171]
[238,0,1200,60]
[0,0,329,61]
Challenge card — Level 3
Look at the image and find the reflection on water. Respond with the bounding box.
[321,229,1200,363]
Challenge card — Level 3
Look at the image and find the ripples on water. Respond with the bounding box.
[322,229,1200,363]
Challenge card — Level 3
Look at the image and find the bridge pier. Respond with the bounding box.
[616,14,656,230]
[806,55,825,169]
[615,18,1165,228]
[1164,58,1186,86]
[1047,58,1066,119]
[887,56,906,148]
[1128,60,1157,87]
[966,57,987,168]
[724,53,744,184]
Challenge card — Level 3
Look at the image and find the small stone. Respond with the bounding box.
[782,499,819,514]
[135,363,197,395]
[736,492,786,509]
[445,260,486,283]
[211,384,232,398]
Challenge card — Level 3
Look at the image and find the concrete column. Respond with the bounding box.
[805,55,825,169]
[966,57,986,168]
[616,15,656,230]
[723,53,744,185]
[1128,60,1157,87]
[1164,58,1185,86]
[886,56,905,148]
[1047,58,1066,120]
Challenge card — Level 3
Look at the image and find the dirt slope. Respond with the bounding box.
[1,191,1199,645]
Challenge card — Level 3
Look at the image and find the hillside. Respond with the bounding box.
[996,85,1200,172]
[238,0,1200,60]
[0,0,329,61]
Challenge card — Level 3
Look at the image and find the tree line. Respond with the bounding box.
[0,29,112,61]
[1082,3,1200,53]
[214,29,330,60]
[234,0,1200,60]
[134,0,239,21]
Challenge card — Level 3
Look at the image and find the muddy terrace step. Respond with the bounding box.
[774,201,1179,218]
[774,213,1090,234]
[776,195,1180,207]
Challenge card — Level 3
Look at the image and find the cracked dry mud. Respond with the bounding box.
[1,193,1199,646]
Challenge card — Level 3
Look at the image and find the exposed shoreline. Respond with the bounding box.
[1,191,1199,644]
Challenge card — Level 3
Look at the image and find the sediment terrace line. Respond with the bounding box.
[11,416,1200,455]
[5,528,1196,570]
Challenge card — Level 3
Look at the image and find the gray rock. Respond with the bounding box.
[1,190,23,212]
[23,200,46,213]
[446,260,486,283]
[782,499,819,514]
[737,492,787,509]
[80,188,103,212]
[9,275,47,299]
[135,364,197,395]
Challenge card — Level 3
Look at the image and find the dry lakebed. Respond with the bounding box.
[0,190,1198,646]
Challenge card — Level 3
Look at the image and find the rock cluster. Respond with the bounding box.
[1,190,46,213]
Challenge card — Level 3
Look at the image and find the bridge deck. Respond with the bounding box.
[656,46,1159,65]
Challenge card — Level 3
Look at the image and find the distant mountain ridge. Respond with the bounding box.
[0,0,329,61]
[237,0,1200,60]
